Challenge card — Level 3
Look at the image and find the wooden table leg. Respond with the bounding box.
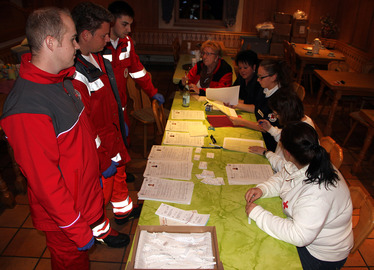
[323,91,342,136]
[311,83,325,118]
[353,127,374,173]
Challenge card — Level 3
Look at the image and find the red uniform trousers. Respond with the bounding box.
[45,230,89,270]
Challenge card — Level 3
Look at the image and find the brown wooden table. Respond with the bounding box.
[294,43,345,84]
[353,109,374,174]
[312,70,374,136]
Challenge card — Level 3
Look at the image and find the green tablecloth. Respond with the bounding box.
[130,94,302,270]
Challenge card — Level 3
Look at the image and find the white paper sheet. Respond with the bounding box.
[223,137,264,152]
[165,120,205,132]
[144,160,193,180]
[206,99,237,117]
[156,203,210,226]
[148,145,193,162]
[188,124,208,137]
[171,110,205,120]
[138,177,194,205]
[226,163,274,185]
[163,131,205,147]
[206,85,240,105]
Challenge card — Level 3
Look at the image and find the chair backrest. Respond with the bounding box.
[291,81,305,101]
[283,40,291,68]
[152,99,166,136]
[349,185,374,253]
[288,43,298,78]
[328,61,350,72]
[127,72,152,112]
[320,136,344,169]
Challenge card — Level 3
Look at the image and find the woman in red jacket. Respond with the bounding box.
[181,40,232,96]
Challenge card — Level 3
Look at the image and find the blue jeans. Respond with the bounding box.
[297,246,347,270]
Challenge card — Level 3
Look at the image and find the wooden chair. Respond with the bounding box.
[291,81,305,102]
[349,185,374,254]
[289,43,314,94]
[328,60,349,72]
[283,40,291,69]
[343,111,369,147]
[152,99,167,144]
[127,74,155,157]
[320,136,344,169]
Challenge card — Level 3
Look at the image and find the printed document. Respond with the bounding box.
[166,120,204,132]
[138,177,194,205]
[171,110,205,120]
[163,131,205,147]
[206,99,237,117]
[223,137,264,152]
[143,159,193,180]
[156,203,210,226]
[206,85,240,105]
[148,145,193,162]
[226,163,273,185]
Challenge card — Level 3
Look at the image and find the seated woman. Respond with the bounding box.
[180,40,232,96]
[230,59,292,151]
[233,50,263,105]
[249,90,315,172]
[245,122,353,270]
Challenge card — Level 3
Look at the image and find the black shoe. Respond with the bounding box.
[95,230,130,248]
[114,204,143,225]
[126,172,135,183]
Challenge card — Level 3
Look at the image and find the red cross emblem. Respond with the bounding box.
[283,201,289,209]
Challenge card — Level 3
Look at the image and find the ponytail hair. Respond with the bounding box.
[259,59,292,88]
[280,122,339,189]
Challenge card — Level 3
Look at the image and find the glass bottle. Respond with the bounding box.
[182,83,190,107]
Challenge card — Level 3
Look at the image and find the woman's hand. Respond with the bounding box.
[188,83,199,94]
[258,119,272,132]
[248,146,266,155]
[245,187,263,203]
[229,116,244,126]
[181,76,188,86]
[246,201,258,216]
[224,102,237,109]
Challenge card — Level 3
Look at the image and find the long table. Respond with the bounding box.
[172,54,237,85]
[128,94,302,269]
[312,70,374,136]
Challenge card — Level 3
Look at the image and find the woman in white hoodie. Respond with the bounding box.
[245,122,353,270]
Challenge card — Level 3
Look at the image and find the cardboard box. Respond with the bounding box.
[274,12,292,24]
[273,23,292,36]
[127,225,224,270]
[270,42,284,56]
[292,19,309,38]
[272,34,290,43]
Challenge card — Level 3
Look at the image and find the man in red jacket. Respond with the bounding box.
[0,7,128,270]
[103,0,165,130]
[71,2,141,228]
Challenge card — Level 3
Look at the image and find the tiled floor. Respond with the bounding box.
[0,63,373,269]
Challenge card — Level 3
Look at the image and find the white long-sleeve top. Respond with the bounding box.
[249,163,353,262]
[266,115,315,172]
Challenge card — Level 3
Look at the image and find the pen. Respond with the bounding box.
[210,135,217,144]
[201,146,221,149]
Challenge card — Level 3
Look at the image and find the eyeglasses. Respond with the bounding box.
[257,74,273,80]
[201,52,217,56]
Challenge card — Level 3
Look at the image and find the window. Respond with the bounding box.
[175,0,226,28]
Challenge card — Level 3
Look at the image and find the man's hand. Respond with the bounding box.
[102,160,119,179]
[152,93,165,104]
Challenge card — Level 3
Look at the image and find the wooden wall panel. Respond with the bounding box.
[241,0,277,33]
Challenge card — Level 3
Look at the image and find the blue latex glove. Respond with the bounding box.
[102,160,119,179]
[77,236,95,251]
[124,122,129,137]
[99,177,103,188]
[152,93,165,104]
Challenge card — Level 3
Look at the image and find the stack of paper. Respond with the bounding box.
[138,177,194,205]
[163,131,204,147]
[166,120,204,132]
[226,164,273,185]
[171,110,205,120]
[148,145,193,162]
[206,85,240,105]
[156,203,210,226]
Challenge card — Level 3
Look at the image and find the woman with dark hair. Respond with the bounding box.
[229,59,292,151]
[233,50,263,105]
[245,122,353,270]
[249,90,315,172]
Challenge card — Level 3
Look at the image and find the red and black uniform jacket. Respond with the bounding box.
[73,53,130,174]
[187,58,232,95]
[0,53,103,248]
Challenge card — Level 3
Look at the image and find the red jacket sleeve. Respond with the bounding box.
[72,79,112,173]
[128,40,158,98]
[1,114,92,247]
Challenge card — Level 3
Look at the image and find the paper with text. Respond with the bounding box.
[171,110,205,120]
[156,203,210,226]
[148,145,193,162]
[166,120,205,132]
[226,163,273,185]
[206,99,237,117]
[206,85,240,105]
[144,159,193,180]
[163,131,205,147]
